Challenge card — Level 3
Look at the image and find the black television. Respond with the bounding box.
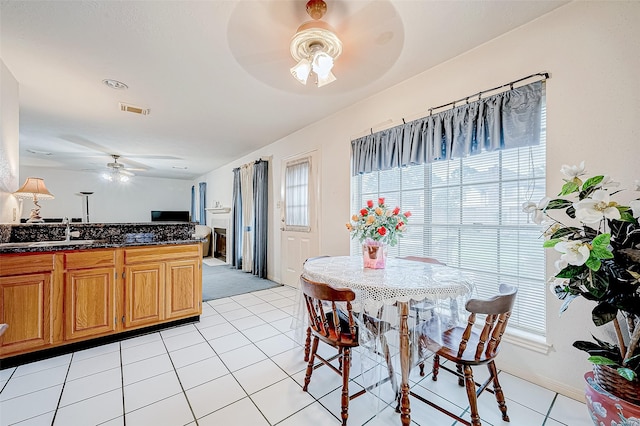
[150,210,191,222]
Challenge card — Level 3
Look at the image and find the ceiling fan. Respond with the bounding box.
[226,0,404,92]
[103,154,140,182]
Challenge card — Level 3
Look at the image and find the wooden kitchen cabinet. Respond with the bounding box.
[165,258,201,320]
[124,262,165,328]
[123,245,201,329]
[0,243,202,360]
[63,250,118,341]
[0,253,55,356]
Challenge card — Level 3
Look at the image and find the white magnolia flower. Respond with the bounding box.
[560,161,586,179]
[630,199,640,218]
[599,175,620,189]
[522,197,550,224]
[555,240,590,267]
[554,258,568,272]
[574,190,621,224]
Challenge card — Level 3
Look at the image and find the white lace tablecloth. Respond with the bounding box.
[301,255,474,312]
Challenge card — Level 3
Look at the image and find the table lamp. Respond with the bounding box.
[13,177,55,223]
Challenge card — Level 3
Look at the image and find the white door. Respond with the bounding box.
[280,151,320,287]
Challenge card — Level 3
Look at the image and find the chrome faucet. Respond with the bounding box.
[63,217,71,241]
[62,217,80,241]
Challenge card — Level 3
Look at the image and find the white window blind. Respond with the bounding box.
[350,110,547,335]
[284,159,310,230]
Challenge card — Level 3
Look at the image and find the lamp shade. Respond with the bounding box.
[13,177,55,199]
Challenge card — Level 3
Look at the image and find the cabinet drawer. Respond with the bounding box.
[0,253,55,276]
[65,250,116,270]
[124,244,200,263]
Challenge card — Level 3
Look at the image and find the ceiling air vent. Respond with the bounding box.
[119,102,150,115]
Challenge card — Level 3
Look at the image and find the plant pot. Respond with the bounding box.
[592,364,640,405]
[585,371,640,425]
[362,240,387,269]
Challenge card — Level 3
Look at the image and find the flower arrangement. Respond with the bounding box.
[523,161,640,389]
[346,197,411,247]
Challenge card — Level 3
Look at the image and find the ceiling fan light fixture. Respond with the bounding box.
[316,71,337,88]
[290,58,312,84]
[311,49,334,78]
[290,0,342,88]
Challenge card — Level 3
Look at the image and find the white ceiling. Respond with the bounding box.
[1,0,567,180]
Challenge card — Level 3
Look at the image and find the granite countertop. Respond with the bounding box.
[0,222,203,254]
[0,238,204,254]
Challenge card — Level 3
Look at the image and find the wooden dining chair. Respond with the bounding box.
[302,255,329,362]
[411,284,518,426]
[300,275,362,425]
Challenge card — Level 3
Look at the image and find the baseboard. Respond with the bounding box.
[500,366,585,402]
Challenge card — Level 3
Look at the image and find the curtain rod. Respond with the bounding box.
[426,71,550,115]
[233,157,270,172]
[352,71,550,139]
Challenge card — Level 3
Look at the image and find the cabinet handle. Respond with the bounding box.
[122,272,125,279]
[121,316,125,324]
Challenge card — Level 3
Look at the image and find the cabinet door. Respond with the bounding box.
[65,267,117,341]
[0,273,52,356]
[165,259,201,320]
[125,263,165,328]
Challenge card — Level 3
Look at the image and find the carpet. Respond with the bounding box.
[201,263,282,301]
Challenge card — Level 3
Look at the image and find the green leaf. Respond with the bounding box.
[550,227,582,239]
[592,233,611,247]
[592,303,618,327]
[543,238,562,248]
[555,265,585,279]
[618,210,636,223]
[588,356,617,365]
[560,181,579,196]
[566,205,576,219]
[617,367,637,381]
[585,256,601,271]
[590,245,613,260]
[582,176,604,191]
[546,199,573,210]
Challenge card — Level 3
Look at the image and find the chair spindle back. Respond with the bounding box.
[301,276,357,344]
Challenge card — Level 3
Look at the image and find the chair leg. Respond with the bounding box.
[432,354,440,381]
[457,363,464,386]
[303,336,320,392]
[488,361,510,422]
[304,326,311,362]
[341,348,351,426]
[463,365,481,426]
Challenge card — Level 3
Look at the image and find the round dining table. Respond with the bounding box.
[302,255,474,426]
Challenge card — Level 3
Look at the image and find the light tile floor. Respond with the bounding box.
[0,286,593,426]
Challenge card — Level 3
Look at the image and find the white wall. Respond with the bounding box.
[0,60,20,223]
[20,166,193,223]
[197,2,640,399]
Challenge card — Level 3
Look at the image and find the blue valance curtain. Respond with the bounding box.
[351,81,544,175]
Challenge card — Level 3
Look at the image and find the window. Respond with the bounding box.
[351,116,547,336]
[284,158,310,231]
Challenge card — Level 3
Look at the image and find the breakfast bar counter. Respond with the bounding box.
[0,222,204,364]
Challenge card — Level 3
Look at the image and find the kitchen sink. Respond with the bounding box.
[28,239,96,247]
